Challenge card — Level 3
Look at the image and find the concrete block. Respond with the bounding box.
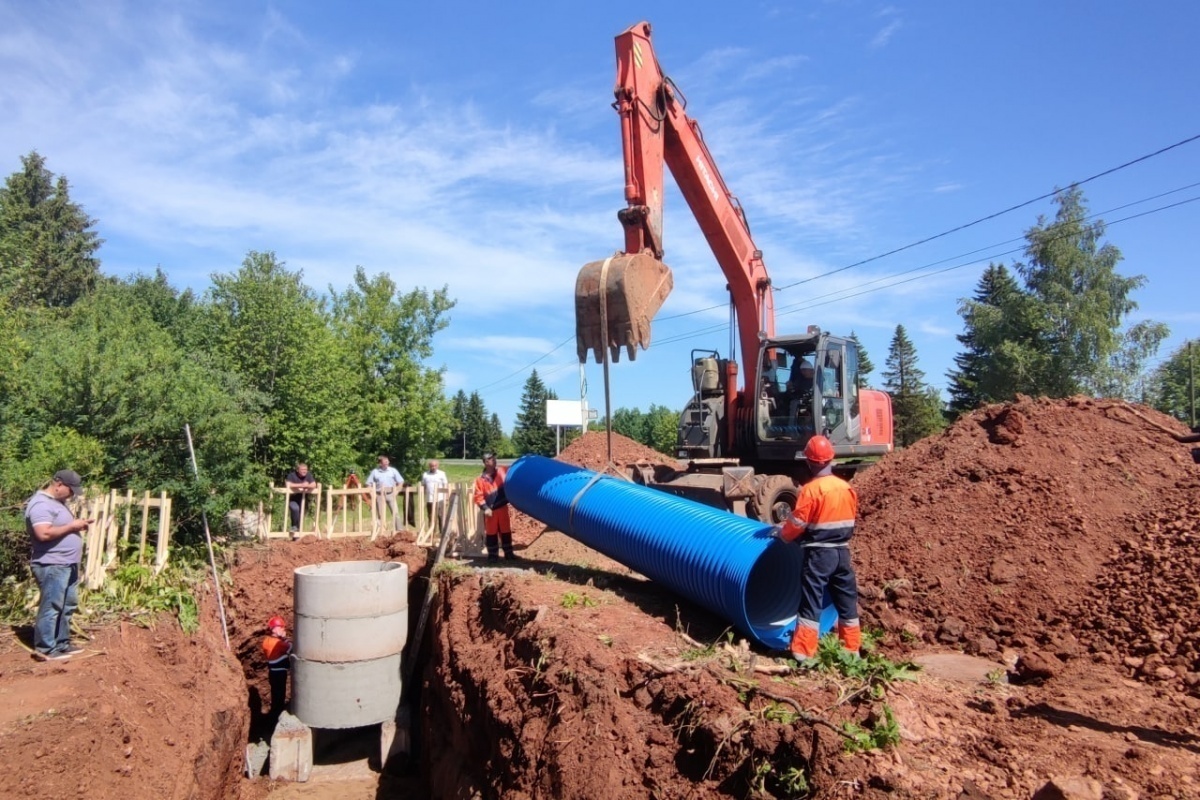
[244,740,270,778]
[269,711,312,782]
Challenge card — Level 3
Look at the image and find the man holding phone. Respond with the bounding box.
[25,469,92,661]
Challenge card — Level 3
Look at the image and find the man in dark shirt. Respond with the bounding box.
[285,462,318,536]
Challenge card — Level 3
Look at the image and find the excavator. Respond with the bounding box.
[575,21,894,523]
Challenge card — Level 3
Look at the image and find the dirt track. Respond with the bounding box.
[2,397,1199,798]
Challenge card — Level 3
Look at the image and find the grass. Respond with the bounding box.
[443,464,482,484]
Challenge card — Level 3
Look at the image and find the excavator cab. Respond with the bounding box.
[575,253,673,363]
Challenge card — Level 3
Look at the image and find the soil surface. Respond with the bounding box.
[4,400,1200,799]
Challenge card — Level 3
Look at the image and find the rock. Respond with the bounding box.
[965,634,999,656]
[1031,775,1103,800]
[1012,652,1057,684]
[938,616,967,643]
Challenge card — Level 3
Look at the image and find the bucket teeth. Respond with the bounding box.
[575,253,673,363]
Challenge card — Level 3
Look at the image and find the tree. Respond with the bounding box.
[1090,320,1170,401]
[848,331,874,388]
[950,189,1162,403]
[0,152,102,308]
[0,279,263,517]
[1147,339,1199,427]
[201,251,356,479]
[644,404,680,455]
[464,392,490,458]
[947,264,1022,415]
[511,370,557,457]
[882,324,944,447]
[611,407,646,444]
[329,267,456,477]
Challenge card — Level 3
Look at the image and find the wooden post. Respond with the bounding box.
[139,491,151,563]
[156,491,170,572]
[121,489,133,542]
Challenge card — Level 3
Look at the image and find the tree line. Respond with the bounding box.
[3,150,1194,549]
[0,152,545,547]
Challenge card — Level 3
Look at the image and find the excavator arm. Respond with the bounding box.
[576,21,775,377]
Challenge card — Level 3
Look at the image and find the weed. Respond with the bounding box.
[597,634,613,647]
[762,701,799,725]
[985,668,1008,685]
[560,591,597,609]
[780,765,810,795]
[432,560,470,578]
[840,705,901,753]
[0,575,37,624]
[544,568,557,581]
[799,633,920,687]
[85,559,202,633]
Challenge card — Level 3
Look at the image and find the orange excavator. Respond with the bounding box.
[575,21,894,522]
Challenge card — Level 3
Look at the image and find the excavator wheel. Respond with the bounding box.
[751,474,798,525]
[575,253,673,364]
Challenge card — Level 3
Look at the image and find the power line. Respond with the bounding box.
[774,132,1200,292]
[464,135,1200,399]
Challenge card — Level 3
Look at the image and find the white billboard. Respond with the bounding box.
[546,399,586,426]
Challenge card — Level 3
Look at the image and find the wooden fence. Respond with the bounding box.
[75,488,174,590]
[254,482,486,552]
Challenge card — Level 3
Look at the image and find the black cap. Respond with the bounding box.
[53,469,82,496]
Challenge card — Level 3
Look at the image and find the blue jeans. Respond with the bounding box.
[31,563,79,655]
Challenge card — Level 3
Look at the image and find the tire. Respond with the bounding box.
[751,474,798,524]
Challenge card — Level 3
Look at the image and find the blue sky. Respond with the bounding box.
[3,1,1198,434]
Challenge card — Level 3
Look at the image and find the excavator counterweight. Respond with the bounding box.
[575,252,673,363]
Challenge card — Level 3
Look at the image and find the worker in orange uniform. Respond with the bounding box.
[774,435,861,660]
[262,615,293,719]
[473,452,517,561]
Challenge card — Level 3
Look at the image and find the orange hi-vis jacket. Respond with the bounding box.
[263,635,292,674]
[473,466,510,536]
[779,474,858,547]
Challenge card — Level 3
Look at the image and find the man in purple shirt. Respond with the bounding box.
[25,470,92,661]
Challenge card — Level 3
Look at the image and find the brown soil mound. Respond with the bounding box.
[1072,472,1200,694]
[854,395,1198,662]
[556,430,680,472]
[0,592,246,800]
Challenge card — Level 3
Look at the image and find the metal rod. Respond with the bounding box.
[184,424,231,650]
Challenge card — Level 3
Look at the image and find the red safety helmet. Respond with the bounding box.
[267,615,286,630]
[803,435,834,463]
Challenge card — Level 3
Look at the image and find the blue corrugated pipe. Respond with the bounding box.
[504,455,836,651]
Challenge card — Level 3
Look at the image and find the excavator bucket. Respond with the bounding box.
[575,253,673,363]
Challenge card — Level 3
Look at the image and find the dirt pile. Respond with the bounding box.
[853,396,1198,661]
[1072,472,1200,694]
[555,430,680,472]
[0,592,246,800]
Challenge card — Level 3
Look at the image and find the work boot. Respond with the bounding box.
[789,625,819,660]
[501,533,518,560]
[837,622,862,655]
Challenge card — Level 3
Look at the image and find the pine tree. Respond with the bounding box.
[0,151,102,308]
[882,324,945,447]
[447,390,469,457]
[947,264,1021,416]
[464,392,489,458]
[848,331,874,388]
[511,370,557,456]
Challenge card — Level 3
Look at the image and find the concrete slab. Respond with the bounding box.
[913,652,1007,684]
[270,712,313,782]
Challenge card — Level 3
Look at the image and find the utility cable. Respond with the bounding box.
[774,132,1200,292]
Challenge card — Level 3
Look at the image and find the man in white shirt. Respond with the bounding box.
[420,459,450,528]
[366,455,404,529]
